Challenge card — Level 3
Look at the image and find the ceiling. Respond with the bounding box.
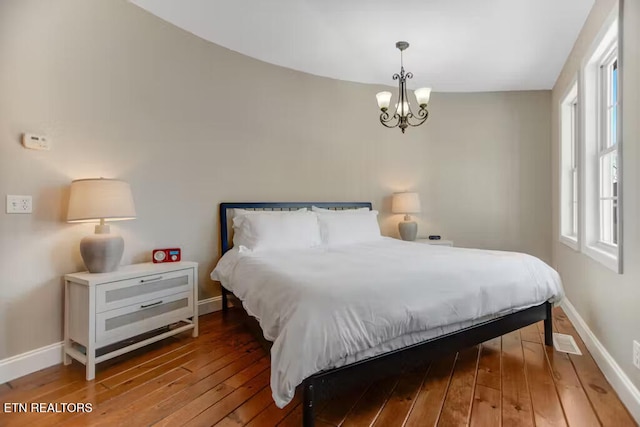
[130,0,594,92]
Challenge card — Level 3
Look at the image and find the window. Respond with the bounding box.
[560,83,579,248]
[598,52,618,246]
[571,102,578,237]
[578,13,621,273]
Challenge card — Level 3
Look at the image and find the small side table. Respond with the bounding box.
[64,261,198,380]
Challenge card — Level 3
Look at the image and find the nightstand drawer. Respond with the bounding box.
[96,291,193,346]
[96,268,193,313]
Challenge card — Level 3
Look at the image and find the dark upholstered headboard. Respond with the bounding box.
[219,202,372,255]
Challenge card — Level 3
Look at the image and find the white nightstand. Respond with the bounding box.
[64,262,198,380]
[415,238,454,247]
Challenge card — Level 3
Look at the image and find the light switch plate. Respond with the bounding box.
[6,195,32,214]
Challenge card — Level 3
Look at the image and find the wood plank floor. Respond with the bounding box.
[0,307,636,426]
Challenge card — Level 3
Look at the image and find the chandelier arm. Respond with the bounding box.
[391,70,404,118]
[403,72,418,117]
[406,108,429,127]
[406,101,417,119]
[380,112,400,128]
[407,103,421,119]
[413,107,428,119]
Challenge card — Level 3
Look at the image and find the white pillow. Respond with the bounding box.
[233,210,321,252]
[315,210,381,246]
[232,208,308,248]
[311,206,370,213]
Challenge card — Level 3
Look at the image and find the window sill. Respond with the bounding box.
[559,235,579,251]
[583,243,620,273]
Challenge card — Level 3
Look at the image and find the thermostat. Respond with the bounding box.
[22,133,51,151]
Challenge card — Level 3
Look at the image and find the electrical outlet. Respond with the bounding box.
[634,340,640,370]
[6,195,32,214]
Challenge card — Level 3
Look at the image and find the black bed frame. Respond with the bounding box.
[218,202,553,427]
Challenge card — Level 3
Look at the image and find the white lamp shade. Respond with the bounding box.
[392,192,421,214]
[415,87,432,106]
[395,101,410,117]
[376,91,392,110]
[67,178,136,222]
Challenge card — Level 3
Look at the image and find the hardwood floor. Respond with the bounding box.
[0,307,636,426]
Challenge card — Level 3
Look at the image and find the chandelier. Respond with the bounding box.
[376,41,431,133]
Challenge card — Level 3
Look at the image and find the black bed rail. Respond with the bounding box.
[301,301,553,426]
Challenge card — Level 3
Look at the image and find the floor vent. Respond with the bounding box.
[553,333,582,355]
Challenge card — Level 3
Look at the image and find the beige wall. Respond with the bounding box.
[552,0,640,392]
[0,0,551,359]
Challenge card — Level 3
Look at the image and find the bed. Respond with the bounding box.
[212,202,563,427]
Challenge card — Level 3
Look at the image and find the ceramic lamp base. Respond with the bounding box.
[80,233,124,273]
[398,221,418,241]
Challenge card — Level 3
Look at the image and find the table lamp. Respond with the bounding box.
[67,178,136,273]
[392,192,421,241]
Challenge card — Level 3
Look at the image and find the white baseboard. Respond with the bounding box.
[561,298,640,422]
[198,295,224,315]
[198,295,235,315]
[1,297,228,385]
[0,341,64,385]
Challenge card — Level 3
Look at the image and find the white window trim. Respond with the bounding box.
[560,235,579,251]
[583,242,619,272]
[579,7,621,273]
[559,78,579,251]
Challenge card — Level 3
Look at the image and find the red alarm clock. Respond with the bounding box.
[152,248,181,263]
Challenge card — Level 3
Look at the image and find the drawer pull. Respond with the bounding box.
[140,300,163,309]
[140,276,163,284]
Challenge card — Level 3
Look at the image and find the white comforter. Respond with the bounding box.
[211,238,563,408]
